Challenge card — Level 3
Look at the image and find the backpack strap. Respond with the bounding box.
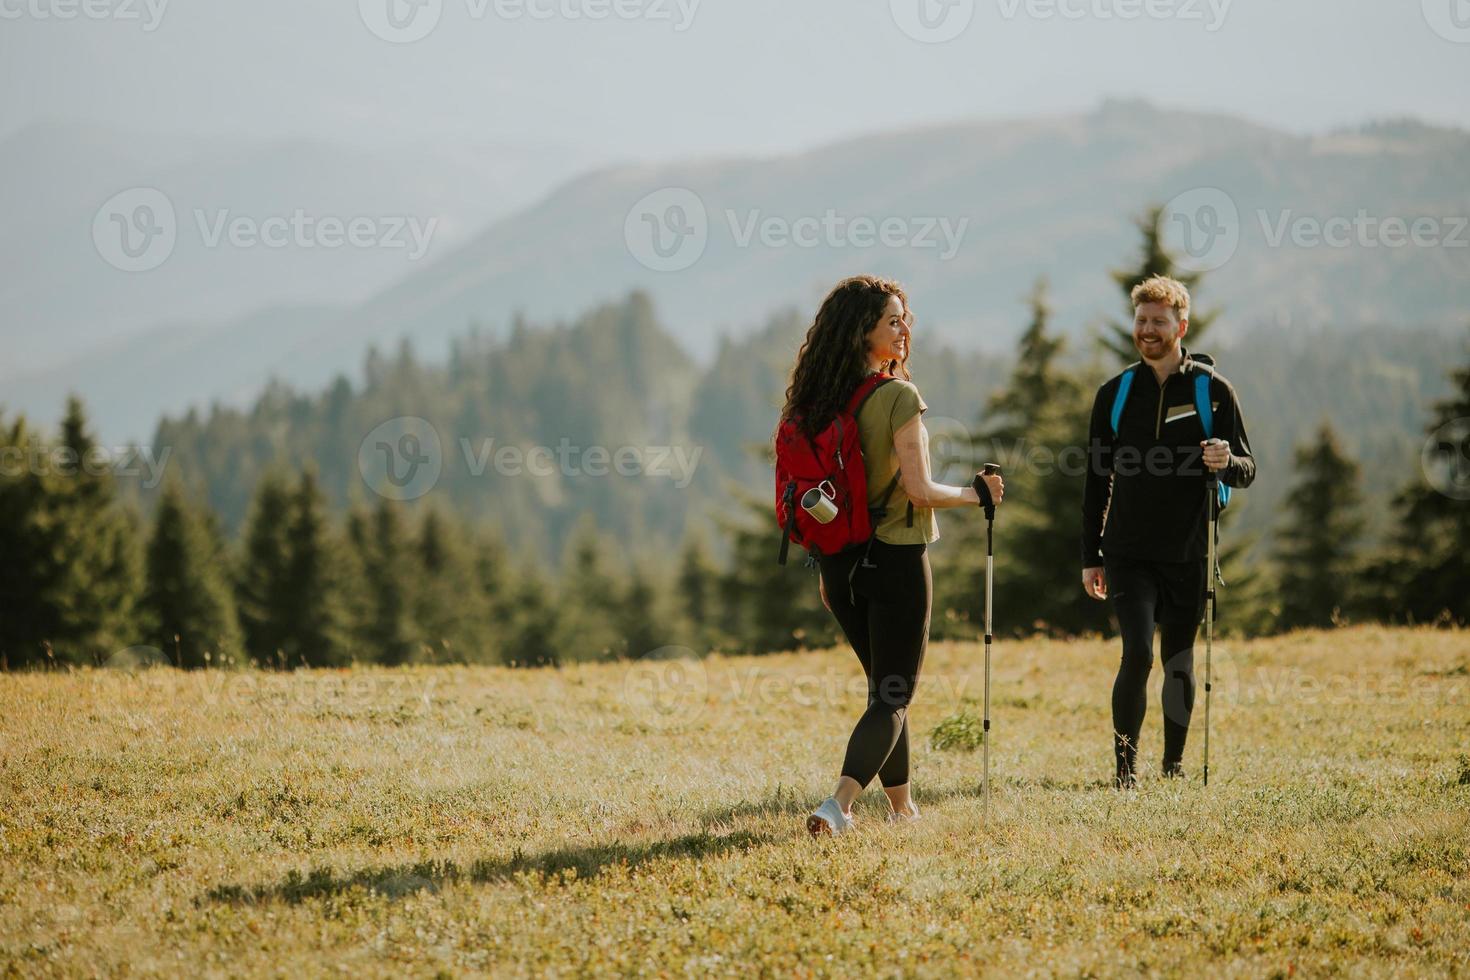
[873,472,901,512]
[852,372,903,525]
[848,372,893,416]
[1189,363,1230,593]
[1191,367,1232,510]
[1109,362,1141,437]
[777,481,797,566]
[848,374,903,604]
[1193,371,1214,440]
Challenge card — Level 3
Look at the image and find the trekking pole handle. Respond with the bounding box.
[1203,439,1226,487]
[973,464,1002,522]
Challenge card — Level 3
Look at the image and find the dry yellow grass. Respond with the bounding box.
[2,626,1467,977]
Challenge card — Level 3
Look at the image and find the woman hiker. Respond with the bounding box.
[776,275,1005,836]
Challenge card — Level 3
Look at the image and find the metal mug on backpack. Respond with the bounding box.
[800,481,839,524]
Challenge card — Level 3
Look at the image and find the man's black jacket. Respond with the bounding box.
[1080,350,1256,567]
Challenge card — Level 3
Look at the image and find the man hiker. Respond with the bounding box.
[1080,275,1256,788]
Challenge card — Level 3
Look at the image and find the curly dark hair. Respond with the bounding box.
[778,275,913,439]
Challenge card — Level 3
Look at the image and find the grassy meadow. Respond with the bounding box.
[2,626,1468,977]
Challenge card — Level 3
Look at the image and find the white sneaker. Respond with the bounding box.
[887,806,921,824]
[806,797,854,836]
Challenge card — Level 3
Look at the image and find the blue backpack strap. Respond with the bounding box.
[1194,370,1232,508]
[1193,372,1214,439]
[1109,364,1139,437]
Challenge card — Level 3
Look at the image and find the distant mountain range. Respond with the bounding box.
[0,121,600,377]
[9,100,1470,444]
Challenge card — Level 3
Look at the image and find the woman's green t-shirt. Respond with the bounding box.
[856,375,938,546]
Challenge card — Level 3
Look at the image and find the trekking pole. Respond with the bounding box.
[1203,470,1218,788]
[972,464,1001,822]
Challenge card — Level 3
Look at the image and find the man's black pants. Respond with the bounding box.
[1105,556,1205,777]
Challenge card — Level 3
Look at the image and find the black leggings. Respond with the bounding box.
[1109,565,1201,774]
[817,540,932,789]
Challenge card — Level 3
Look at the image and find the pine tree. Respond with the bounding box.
[616,563,669,660]
[553,518,624,660]
[716,491,836,654]
[474,525,515,659]
[1101,206,1222,365]
[948,279,1106,636]
[1370,334,1470,624]
[41,397,142,664]
[237,470,294,665]
[1212,524,1273,638]
[414,506,488,663]
[1273,423,1365,629]
[989,279,1073,430]
[503,566,561,668]
[676,531,724,652]
[280,468,354,667]
[347,500,418,666]
[141,478,242,668]
[0,414,52,668]
[0,399,142,667]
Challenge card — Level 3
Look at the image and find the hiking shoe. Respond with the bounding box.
[1162,760,1186,780]
[887,806,921,824]
[806,797,854,836]
[1114,767,1138,791]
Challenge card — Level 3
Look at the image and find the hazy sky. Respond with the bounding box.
[4,0,1469,160]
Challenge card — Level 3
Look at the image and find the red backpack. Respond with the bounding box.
[774,373,898,565]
